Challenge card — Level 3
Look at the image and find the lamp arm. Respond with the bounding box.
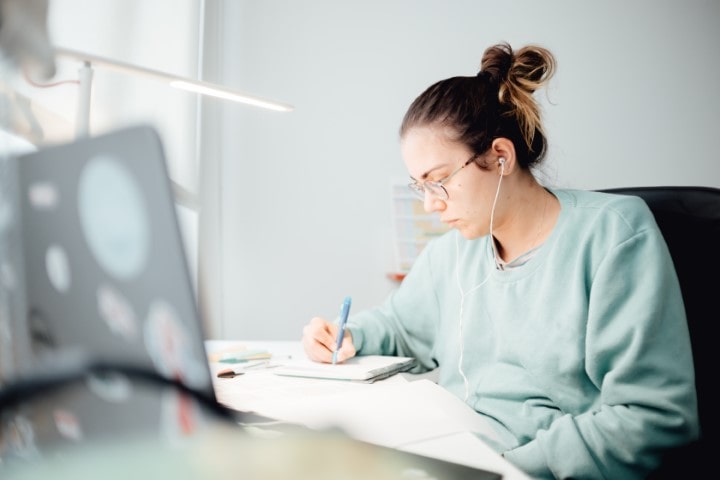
[55,46,294,112]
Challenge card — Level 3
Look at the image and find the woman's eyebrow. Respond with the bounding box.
[409,165,444,182]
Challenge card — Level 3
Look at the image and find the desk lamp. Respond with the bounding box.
[49,46,295,209]
[54,46,294,138]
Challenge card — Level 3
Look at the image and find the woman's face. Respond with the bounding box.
[401,126,501,240]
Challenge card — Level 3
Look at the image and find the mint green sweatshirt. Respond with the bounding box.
[347,189,698,479]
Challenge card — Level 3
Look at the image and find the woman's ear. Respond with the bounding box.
[491,138,516,175]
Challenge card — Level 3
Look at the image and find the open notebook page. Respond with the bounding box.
[272,355,415,382]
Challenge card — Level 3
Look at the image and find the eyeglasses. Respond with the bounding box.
[408,154,478,201]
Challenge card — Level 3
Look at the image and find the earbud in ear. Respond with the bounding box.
[498,157,506,173]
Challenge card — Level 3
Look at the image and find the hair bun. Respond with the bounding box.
[479,43,514,84]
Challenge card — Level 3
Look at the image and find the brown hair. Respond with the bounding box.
[399,42,556,169]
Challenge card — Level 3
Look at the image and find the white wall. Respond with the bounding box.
[28,0,201,186]
[26,0,204,293]
[213,0,720,340]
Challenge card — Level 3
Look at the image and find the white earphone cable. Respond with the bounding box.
[456,160,504,402]
[489,160,505,267]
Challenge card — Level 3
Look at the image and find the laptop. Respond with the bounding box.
[2,125,216,453]
[0,125,502,479]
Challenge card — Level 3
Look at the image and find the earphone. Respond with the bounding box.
[455,156,505,402]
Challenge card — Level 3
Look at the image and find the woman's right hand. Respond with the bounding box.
[302,316,356,363]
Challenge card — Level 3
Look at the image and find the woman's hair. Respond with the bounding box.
[399,42,556,170]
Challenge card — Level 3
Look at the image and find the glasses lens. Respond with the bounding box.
[426,182,448,200]
[408,183,425,199]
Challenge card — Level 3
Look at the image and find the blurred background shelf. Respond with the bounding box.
[390,183,449,279]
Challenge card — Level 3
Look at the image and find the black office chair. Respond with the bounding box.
[599,186,720,478]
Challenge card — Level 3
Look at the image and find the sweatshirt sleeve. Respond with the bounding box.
[345,240,443,372]
[504,225,699,479]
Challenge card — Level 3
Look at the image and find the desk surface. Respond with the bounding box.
[206,340,530,480]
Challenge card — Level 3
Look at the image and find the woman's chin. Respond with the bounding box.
[452,223,488,240]
[454,224,484,240]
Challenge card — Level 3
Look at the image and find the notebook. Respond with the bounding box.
[273,355,415,382]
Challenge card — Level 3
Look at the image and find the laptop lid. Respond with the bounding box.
[3,125,215,454]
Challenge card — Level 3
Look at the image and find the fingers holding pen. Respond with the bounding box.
[331,296,353,364]
[334,334,356,364]
[302,296,357,364]
[302,317,337,362]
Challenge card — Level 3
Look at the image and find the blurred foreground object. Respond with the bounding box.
[1,420,502,480]
[0,0,55,79]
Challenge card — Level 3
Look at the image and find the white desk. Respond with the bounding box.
[206,340,530,480]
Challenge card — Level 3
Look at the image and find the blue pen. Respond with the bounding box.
[332,296,352,365]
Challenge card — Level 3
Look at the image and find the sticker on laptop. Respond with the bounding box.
[97,284,138,341]
[53,409,83,442]
[0,414,39,458]
[77,155,150,281]
[28,181,58,210]
[144,300,208,390]
[45,244,71,293]
[159,390,202,439]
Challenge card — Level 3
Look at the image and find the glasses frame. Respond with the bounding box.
[408,153,479,201]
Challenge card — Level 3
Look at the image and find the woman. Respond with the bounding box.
[302,42,698,479]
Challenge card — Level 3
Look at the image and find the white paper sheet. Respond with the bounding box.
[206,341,526,478]
[400,431,530,480]
[214,372,502,449]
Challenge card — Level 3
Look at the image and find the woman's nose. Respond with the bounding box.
[423,192,446,213]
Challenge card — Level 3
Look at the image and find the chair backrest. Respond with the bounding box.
[600,186,720,475]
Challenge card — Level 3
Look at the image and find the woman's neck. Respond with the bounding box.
[492,178,559,264]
